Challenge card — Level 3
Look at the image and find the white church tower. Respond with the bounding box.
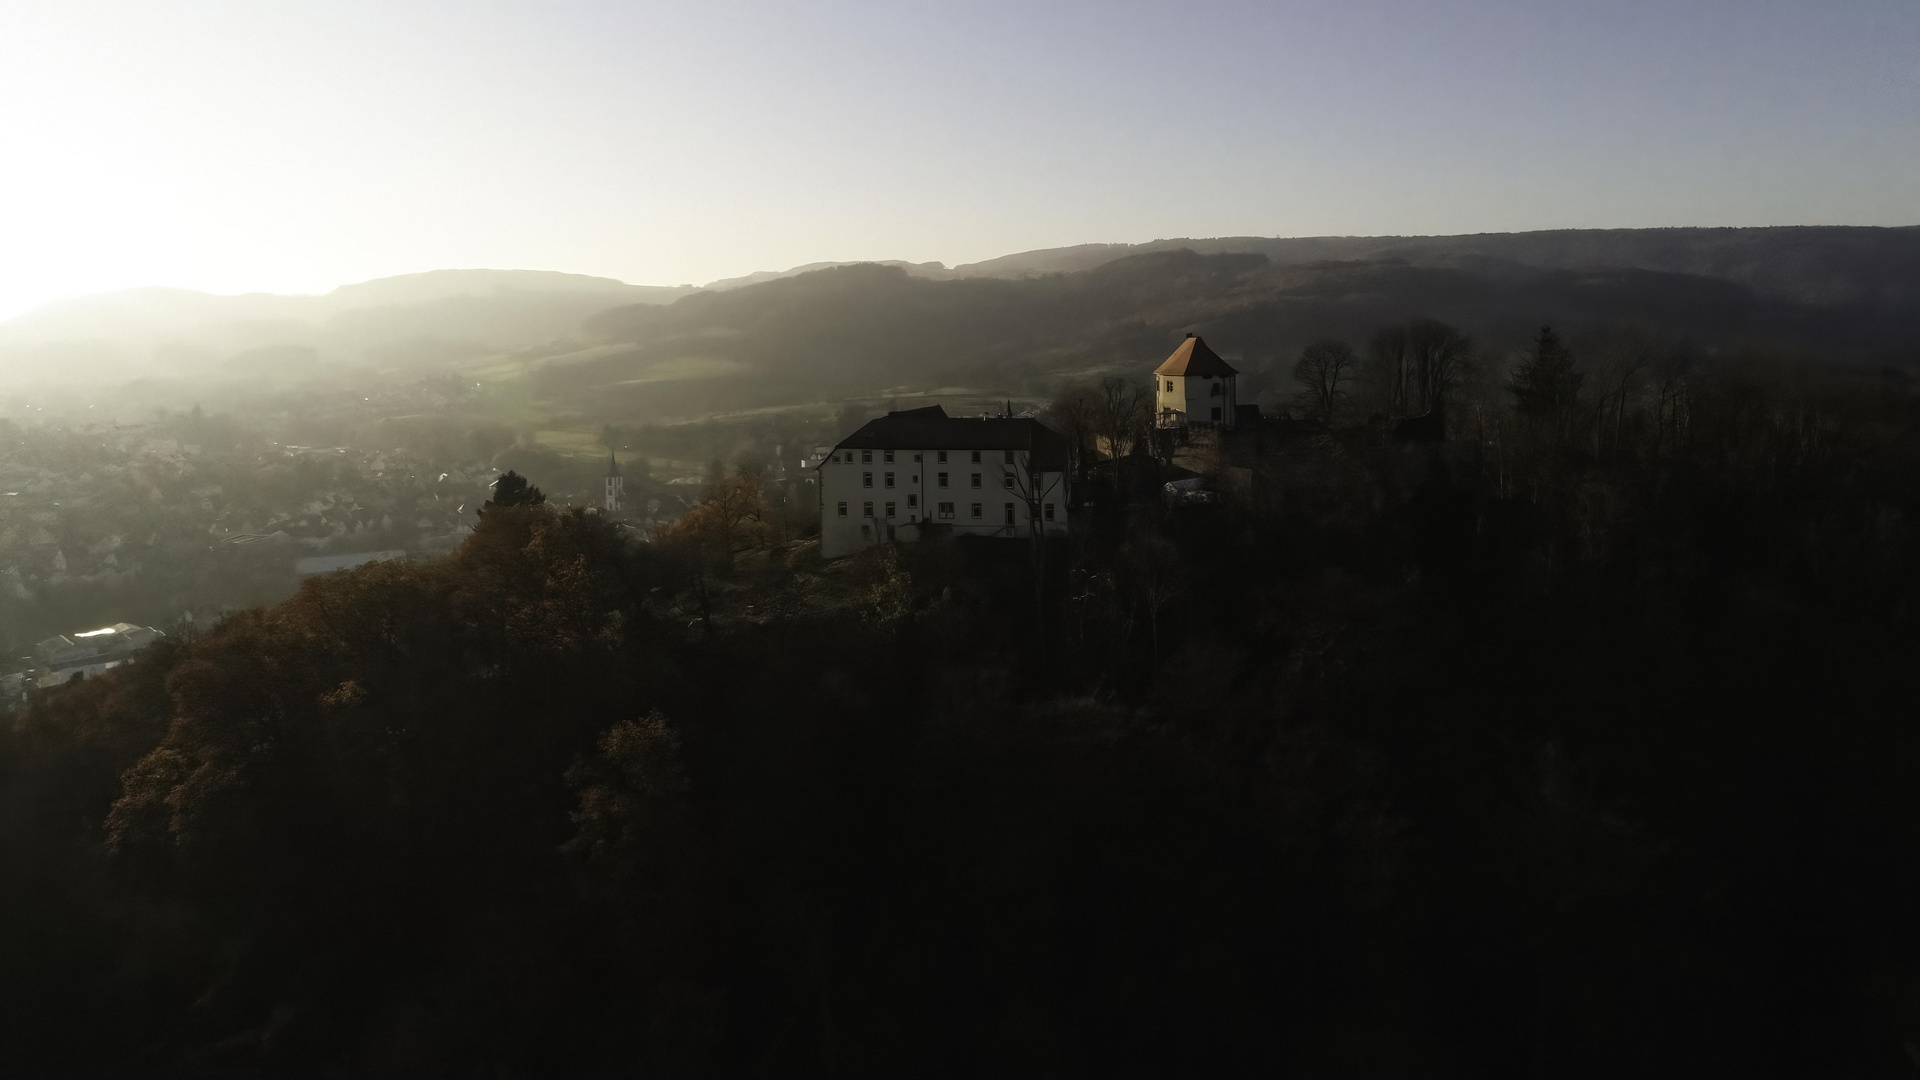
[603,450,625,513]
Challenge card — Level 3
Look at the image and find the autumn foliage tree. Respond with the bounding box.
[652,468,772,564]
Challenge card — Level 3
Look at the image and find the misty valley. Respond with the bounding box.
[3,227,1920,1075]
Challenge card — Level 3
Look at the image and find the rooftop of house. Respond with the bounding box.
[35,623,165,668]
[827,406,1070,472]
[1154,334,1239,378]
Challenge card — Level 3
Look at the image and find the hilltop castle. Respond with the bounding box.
[814,406,1070,559]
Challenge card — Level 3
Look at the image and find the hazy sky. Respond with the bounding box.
[1,0,1915,319]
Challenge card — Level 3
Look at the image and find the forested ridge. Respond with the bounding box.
[4,349,1920,1076]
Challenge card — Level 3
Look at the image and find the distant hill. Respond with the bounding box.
[564,227,1920,422]
[5,227,1914,412]
[949,226,1920,311]
[0,269,697,383]
[702,260,950,291]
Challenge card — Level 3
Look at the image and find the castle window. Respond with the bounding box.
[937,502,955,519]
[937,450,948,463]
[907,494,918,508]
[970,503,982,519]
[837,501,847,517]
[885,501,896,518]
[884,450,894,463]
[1210,382,1222,397]
[1044,503,1055,521]
[862,450,872,463]
[970,473,982,489]
[1003,473,1014,489]
[1004,503,1015,525]
[885,472,894,488]
[937,472,948,487]
[863,502,873,517]
[863,472,873,488]
[970,451,981,464]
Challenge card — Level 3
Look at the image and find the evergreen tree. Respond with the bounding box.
[1509,325,1583,429]
[482,470,545,513]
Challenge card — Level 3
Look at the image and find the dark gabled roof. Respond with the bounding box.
[1154,334,1239,377]
[828,405,1070,472]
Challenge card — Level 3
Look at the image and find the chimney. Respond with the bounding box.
[1186,332,1195,338]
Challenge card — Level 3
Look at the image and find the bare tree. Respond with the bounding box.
[1043,385,1101,478]
[1369,320,1471,419]
[1096,377,1152,461]
[1292,339,1357,422]
[1406,318,1473,419]
[1368,324,1413,416]
[1584,330,1657,461]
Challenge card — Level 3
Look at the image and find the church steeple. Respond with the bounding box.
[603,450,625,513]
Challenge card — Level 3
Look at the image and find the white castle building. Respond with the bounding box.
[1155,333,1242,427]
[815,405,1070,559]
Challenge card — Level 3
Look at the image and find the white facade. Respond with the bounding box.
[815,411,1071,559]
[1155,373,1238,428]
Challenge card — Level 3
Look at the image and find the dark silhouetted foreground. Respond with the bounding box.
[3,352,1919,1077]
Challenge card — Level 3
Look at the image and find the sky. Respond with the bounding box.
[0,0,1915,320]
